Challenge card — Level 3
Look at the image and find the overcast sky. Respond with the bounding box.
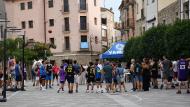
[101,0,122,22]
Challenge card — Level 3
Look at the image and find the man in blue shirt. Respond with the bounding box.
[73,60,81,93]
[15,61,22,89]
[40,60,46,91]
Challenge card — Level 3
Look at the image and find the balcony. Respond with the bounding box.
[62,5,69,14]
[125,0,135,5]
[127,18,135,28]
[141,8,145,19]
[62,25,70,34]
[80,42,89,51]
[79,23,89,32]
[79,3,88,13]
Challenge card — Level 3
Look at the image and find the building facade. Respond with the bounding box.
[158,1,180,25]
[119,0,136,40]
[0,0,6,40]
[180,0,190,19]
[101,7,114,50]
[5,0,102,65]
[135,0,177,36]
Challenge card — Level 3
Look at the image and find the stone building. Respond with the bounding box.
[5,0,102,65]
[158,1,180,25]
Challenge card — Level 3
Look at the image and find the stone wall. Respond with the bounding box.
[158,1,180,25]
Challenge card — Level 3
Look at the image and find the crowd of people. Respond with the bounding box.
[1,55,190,95]
[30,55,190,94]
[0,58,27,90]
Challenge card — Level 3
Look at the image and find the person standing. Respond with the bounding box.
[135,60,143,91]
[0,66,3,88]
[15,61,22,89]
[95,63,103,93]
[73,60,81,93]
[79,65,86,85]
[176,55,189,94]
[52,63,60,86]
[57,65,66,93]
[46,61,53,89]
[86,62,95,93]
[103,61,113,93]
[65,61,75,94]
[130,59,136,91]
[116,63,126,93]
[151,59,158,89]
[162,56,173,89]
[142,58,151,91]
[40,60,46,91]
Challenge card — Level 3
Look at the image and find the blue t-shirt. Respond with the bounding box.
[73,64,80,74]
[95,66,101,79]
[40,65,46,76]
[116,67,124,77]
[15,64,20,76]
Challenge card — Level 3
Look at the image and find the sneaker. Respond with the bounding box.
[57,90,60,93]
[176,91,181,94]
[62,90,65,93]
[76,90,78,93]
[125,90,128,92]
[160,84,163,90]
[49,86,52,89]
[46,86,48,89]
[101,90,104,93]
[42,87,46,91]
[86,90,89,93]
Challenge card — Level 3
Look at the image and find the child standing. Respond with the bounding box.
[57,65,65,93]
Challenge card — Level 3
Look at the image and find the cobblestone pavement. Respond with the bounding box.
[0,81,190,107]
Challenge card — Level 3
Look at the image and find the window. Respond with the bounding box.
[49,38,54,44]
[48,0,54,8]
[80,16,87,30]
[101,18,107,25]
[80,0,87,10]
[21,21,26,29]
[94,0,96,6]
[163,20,166,24]
[65,37,70,50]
[81,35,87,42]
[136,3,139,14]
[49,19,54,27]
[28,20,33,28]
[63,0,69,12]
[94,17,97,25]
[20,3,25,10]
[152,23,155,27]
[64,17,70,31]
[28,1,32,9]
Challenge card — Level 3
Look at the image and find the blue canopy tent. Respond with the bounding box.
[100,41,126,59]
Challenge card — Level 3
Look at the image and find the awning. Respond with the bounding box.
[100,41,126,59]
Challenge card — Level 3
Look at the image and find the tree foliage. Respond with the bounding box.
[0,38,53,64]
[124,19,190,60]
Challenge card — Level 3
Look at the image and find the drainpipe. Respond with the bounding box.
[43,0,47,43]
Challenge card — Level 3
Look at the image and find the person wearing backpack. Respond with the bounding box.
[116,63,127,93]
[65,60,75,93]
[73,60,81,93]
[86,62,95,93]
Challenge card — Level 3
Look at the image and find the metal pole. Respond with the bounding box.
[0,12,7,102]
[21,31,25,91]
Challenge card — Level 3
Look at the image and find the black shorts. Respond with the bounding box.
[60,81,65,84]
[53,73,58,79]
[167,76,173,82]
[96,78,101,82]
[113,78,117,84]
[66,75,74,84]
[87,77,95,84]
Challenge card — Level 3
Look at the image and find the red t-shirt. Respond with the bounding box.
[52,65,59,74]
